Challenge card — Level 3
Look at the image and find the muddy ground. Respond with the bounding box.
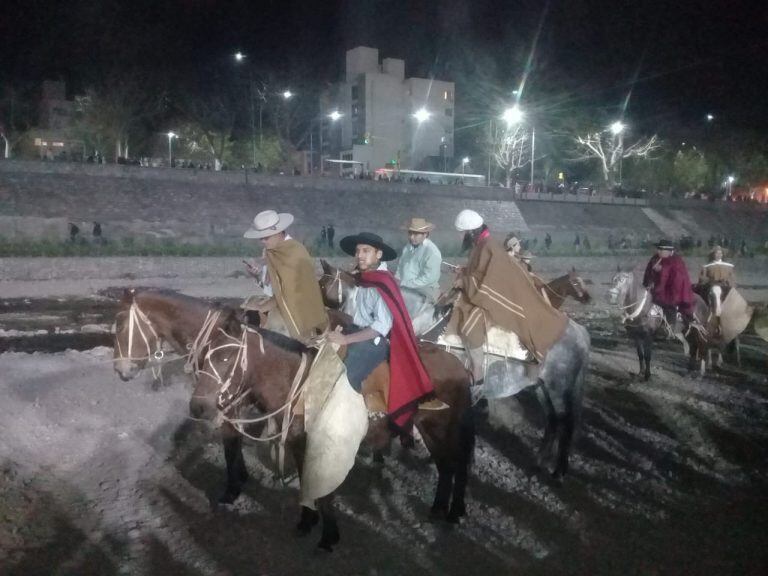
[1,272,767,576]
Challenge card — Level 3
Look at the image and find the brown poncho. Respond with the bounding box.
[265,239,328,339]
[449,234,567,361]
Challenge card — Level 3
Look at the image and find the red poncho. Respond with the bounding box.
[643,254,695,313]
[359,269,435,431]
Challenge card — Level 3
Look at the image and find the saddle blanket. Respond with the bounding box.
[300,342,368,509]
[437,325,533,361]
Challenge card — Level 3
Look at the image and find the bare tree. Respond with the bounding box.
[573,130,660,186]
[494,122,531,188]
[0,84,34,159]
[75,73,166,161]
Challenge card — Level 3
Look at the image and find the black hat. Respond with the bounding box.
[340,232,398,261]
[655,239,675,250]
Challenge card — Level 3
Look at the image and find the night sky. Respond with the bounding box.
[2,0,767,132]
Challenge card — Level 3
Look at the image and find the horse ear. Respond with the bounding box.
[223,308,242,333]
[321,259,332,274]
[121,288,135,304]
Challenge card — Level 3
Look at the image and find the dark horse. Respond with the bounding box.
[542,269,593,309]
[320,260,589,481]
[189,309,475,551]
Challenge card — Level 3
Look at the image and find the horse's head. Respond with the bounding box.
[319,259,357,310]
[608,270,633,305]
[566,268,592,304]
[113,289,163,381]
[190,309,247,421]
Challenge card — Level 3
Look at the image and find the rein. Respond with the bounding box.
[200,324,311,477]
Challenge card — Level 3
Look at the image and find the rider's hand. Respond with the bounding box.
[243,259,262,278]
[327,331,347,346]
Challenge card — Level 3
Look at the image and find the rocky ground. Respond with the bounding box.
[1,260,767,576]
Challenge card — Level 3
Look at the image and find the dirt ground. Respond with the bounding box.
[1,271,767,576]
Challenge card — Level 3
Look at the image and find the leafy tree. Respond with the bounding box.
[672,147,709,193]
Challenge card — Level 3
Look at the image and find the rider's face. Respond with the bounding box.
[658,248,672,258]
[408,231,427,246]
[355,244,382,271]
[259,232,286,250]
[714,249,723,260]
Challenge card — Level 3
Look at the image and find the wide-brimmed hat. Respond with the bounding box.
[244,210,294,239]
[339,232,398,261]
[655,239,675,250]
[403,217,435,233]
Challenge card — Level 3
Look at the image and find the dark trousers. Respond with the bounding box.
[343,325,389,392]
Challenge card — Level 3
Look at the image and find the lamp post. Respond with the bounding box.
[311,110,343,175]
[502,105,535,189]
[610,121,626,187]
[726,175,735,200]
[166,131,177,167]
[462,156,469,176]
[411,107,431,170]
[233,52,258,166]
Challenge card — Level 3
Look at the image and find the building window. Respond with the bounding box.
[351,86,359,100]
[445,108,453,117]
[443,90,452,101]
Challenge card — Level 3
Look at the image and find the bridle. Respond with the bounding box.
[115,301,222,382]
[320,270,344,306]
[115,301,165,379]
[197,323,310,477]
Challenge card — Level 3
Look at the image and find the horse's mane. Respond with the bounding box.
[256,328,309,355]
[133,288,213,311]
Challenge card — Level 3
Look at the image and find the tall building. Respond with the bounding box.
[320,46,454,175]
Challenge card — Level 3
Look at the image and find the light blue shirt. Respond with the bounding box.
[396,238,442,296]
[346,262,393,337]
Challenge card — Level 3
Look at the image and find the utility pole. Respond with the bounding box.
[530,126,536,190]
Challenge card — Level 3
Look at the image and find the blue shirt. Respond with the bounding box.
[344,262,393,337]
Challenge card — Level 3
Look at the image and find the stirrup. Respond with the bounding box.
[418,398,449,411]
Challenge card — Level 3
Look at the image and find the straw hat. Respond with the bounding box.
[403,217,435,233]
[244,210,294,239]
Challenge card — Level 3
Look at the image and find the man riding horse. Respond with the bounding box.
[395,217,442,320]
[642,239,696,329]
[445,209,568,386]
[696,245,735,331]
[327,232,446,429]
[243,210,328,339]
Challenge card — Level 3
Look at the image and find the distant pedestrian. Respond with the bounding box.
[544,233,552,251]
[327,224,335,249]
[69,222,80,243]
[92,222,102,238]
[320,226,327,245]
[583,235,591,251]
[574,234,581,248]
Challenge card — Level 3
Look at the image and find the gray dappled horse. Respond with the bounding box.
[321,260,590,479]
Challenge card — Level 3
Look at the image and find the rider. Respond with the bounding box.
[395,217,442,319]
[328,232,444,429]
[696,244,735,329]
[243,210,328,339]
[518,250,552,306]
[642,239,696,328]
[447,210,568,385]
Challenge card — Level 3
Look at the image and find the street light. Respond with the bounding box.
[706,113,715,122]
[233,51,259,165]
[166,131,177,167]
[726,175,735,199]
[610,121,626,186]
[328,110,343,122]
[282,90,294,100]
[462,157,470,176]
[412,107,431,123]
[311,110,344,175]
[501,105,535,190]
[234,51,245,62]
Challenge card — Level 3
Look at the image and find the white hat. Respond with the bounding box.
[244,210,294,239]
[455,209,484,231]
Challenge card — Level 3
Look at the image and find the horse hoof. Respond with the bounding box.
[643,373,651,382]
[317,532,340,551]
[296,509,320,536]
[217,490,240,505]
[446,511,462,524]
[317,541,335,552]
[429,506,448,522]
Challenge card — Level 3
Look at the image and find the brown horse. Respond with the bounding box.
[189,309,475,551]
[542,269,592,309]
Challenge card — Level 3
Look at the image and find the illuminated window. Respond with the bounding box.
[53,142,64,147]
[443,90,452,101]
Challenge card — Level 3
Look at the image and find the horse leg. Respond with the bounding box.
[316,493,340,551]
[735,337,742,367]
[288,431,320,536]
[553,367,584,480]
[447,407,475,523]
[634,337,644,378]
[219,422,249,504]
[430,462,454,521]
[535,383,558,472]
[642,332,653,381]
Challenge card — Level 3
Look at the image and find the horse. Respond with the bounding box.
[319,260,592,336]
[607,270,667,381]
[685,287,751,376]
[541,268,592,309]
[113,288,224,383]
[320,260,589,481]
[189,309,475,551]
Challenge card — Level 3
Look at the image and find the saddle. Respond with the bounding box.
[436,325,533,362]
